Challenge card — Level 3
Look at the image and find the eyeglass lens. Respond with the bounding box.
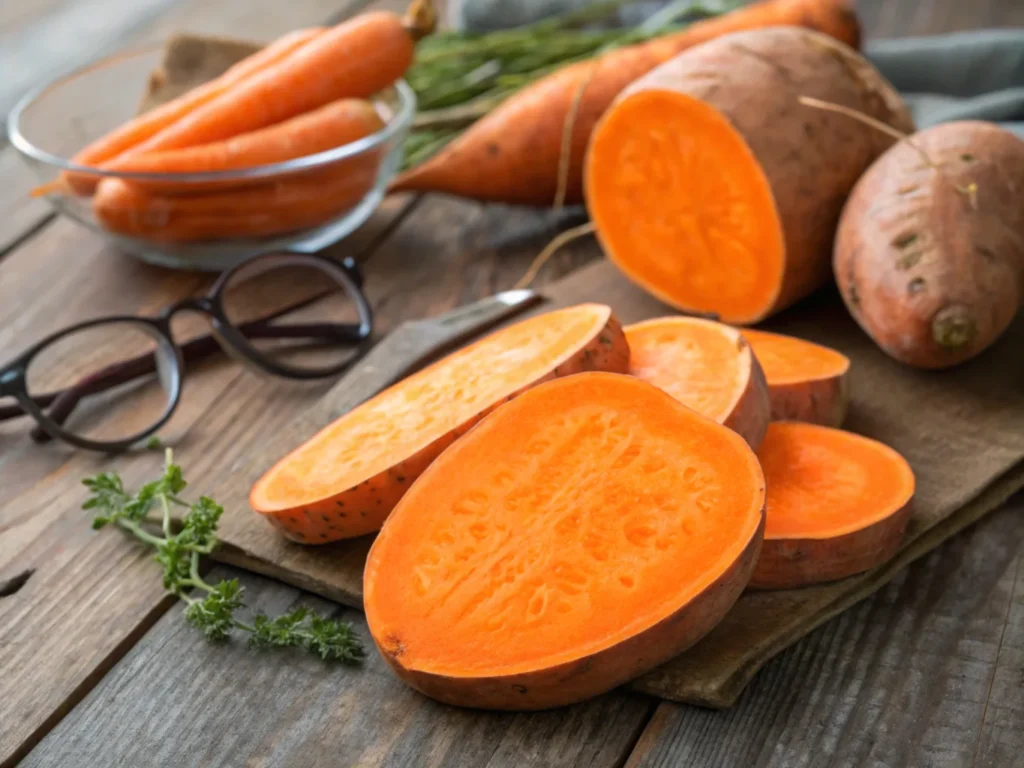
[25,320,177,444]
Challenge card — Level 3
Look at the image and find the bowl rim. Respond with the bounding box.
[6,43,417,184]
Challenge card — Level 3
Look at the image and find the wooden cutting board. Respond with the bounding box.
[204,258,1024,708]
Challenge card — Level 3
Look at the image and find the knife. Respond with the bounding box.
[321,288,545,422]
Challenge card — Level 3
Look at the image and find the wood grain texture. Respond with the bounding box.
[21,565,654,768]
[625,494,1024,768]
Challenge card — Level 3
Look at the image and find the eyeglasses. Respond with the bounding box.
[0,252,373,452]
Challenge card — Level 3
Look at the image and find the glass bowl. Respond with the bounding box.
[7,45,416,271]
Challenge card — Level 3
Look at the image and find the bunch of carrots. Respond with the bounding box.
[45,0,437,244]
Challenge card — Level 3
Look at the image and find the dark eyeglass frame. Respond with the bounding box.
[0,251,373,453]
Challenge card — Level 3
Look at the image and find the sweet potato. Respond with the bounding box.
[392,0,861,205]
[742,329,850,427]
[250,304,629,542]
[364,372,766,710]
[751,422,914,589]
[834,121,1024,369]
[626,317,770,448]
[585,26,914,325]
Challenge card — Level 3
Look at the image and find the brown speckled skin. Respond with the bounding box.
[834,121,1024,369]
[612,26,914,320]
[749,498,911,590]
[725,337,772,450]
[767,370,849,427]
[255,310,631,543]
[377,514,764,711]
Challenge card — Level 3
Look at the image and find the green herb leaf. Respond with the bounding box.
[184,579,245,642]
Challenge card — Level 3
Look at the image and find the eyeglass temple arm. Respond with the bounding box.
[20,320,365,442]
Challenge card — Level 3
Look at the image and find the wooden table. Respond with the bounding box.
[2,2,1023,766]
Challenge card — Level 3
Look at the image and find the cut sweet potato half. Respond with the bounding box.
[625,316,770,448]
[250,304,629,543]
[751,422,914,590]
[585,27,913,324]
[742,329,850,427]
[365,372,766,710]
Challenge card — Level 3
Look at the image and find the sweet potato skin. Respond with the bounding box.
[834,121,1024,369]
[749,498,910,589]
[377,515,764,710]
[256,311,630,543]
[764,372,849,427]
[723,336,771,449]
[609,27,913,320]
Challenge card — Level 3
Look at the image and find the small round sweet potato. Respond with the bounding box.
[835,121,1024,368]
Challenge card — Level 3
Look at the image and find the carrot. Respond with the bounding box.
[364,372,765,710]
[625,317,769,449]
[391,0,861,206]
[834,121,1024,369]
[118,6,431,162]
[249,304,630,542]
[102,99,384,187]
[750,422,914,590]
[92,161,379,243]
[54,27,324,196]
[585,26,913,325]
[741,330,850,427]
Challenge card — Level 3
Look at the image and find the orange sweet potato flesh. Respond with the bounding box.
[391,0,861,206]
[365,372,766,710]
[742,329,850,427]
[751,422,914,590]
[626,317,769,449]
[250,304,629,543]
[586,27,914,324]
[834,121,1024,369]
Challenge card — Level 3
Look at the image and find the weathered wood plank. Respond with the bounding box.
[624,495,1024,768]
[20,565,654,768]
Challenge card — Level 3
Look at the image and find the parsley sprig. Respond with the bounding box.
[83,450,365,664]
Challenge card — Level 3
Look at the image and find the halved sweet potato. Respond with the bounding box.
[250,304,629,543]
[626,316,770,448]
[742,329,850,427]
[365,372,766,710]
[751,422,914,589]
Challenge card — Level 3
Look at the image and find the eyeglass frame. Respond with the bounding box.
[0,251,373,453]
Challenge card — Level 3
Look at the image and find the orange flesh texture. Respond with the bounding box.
[365,373,765,678]
[252,305,617,512]
[625,318,747,424]
[758,422,914,540]
[742,329,849,386]
[587,89,785,324]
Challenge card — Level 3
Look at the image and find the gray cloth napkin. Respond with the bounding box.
[450,0,1024,136]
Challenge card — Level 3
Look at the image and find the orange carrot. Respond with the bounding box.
[250,304,630,543]
[120,8,430,161]
[750,422,914,589]
[55,28,324,196]
[392,0,861,205]
[92,162,380,242]
[103,99,383,186]
[625,317,770,449]
[364,372,766,710]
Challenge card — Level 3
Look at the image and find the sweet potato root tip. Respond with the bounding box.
[750,422,914,590]
[625,317,770,449]
[364,372,765,710]
[741,329,850,427]
[835,120,1024,369]
[391,0,863,206]
[250,304,629,542]
[586,26,912,324]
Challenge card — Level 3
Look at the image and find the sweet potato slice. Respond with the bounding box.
[250,304,629,543]
[742,329,850,427]
[751,422,914,589]
[365,372,766,710]
[585,27,913,324]
[625,317,770,448]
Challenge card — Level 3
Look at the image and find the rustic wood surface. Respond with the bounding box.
[1,1,1023,766]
